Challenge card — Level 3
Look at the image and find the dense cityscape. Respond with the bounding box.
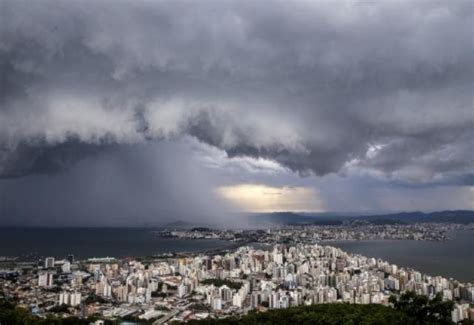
[1,225,473,324]
[156,222,472,243]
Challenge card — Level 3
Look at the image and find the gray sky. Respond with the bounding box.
[0,0,473,226]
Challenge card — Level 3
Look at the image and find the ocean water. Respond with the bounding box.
[0,228,234,260]
[325,230,474,283]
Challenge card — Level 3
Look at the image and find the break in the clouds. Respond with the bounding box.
[0,0,473,223]
[217,184,325,213]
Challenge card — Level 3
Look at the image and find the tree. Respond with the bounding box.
[390,292,454,325]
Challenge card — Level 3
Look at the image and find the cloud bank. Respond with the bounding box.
[1,0,472,183]
[0,0,473,224]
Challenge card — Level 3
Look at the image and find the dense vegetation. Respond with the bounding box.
[187,304,411,325]
[0,299,82,324]
[200,279,243,290]
[187,293,468,325]
[389,292,455,324]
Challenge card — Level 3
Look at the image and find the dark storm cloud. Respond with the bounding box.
[0,139,114,178]
[0,140,236,226]
[1,0,473,183]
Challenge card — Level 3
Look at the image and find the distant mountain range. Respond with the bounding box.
[163,220,192,228]
[246,210,474,226]
[160,210,474,229]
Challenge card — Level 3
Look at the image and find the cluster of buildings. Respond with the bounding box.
[158,222,470,244]
[1,243,473,323]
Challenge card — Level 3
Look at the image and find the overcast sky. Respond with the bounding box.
[1,0,473,226]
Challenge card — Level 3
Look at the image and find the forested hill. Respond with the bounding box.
[185,292,465,325]
[186,304,409,325]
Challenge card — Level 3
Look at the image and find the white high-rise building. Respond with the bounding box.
[145,287,152,302]
[69,292,81,306]
[279,295,290,309]
[251,292,260,309]
[149,279,159,292]
[269,292,280,309]
[38,272,54,287]
[219,285,232,301]
[361,293,371,304]
[44,257,55,269]
[273,251,283,265]
[61,261,71,273]
[103,283,112,297]
[178,283,187,298]
[59,292,67,305]
[59,292,81,306]
[211,296,222,310]
[232,293,242,308]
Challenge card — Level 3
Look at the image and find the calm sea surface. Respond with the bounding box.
[0,228,234,260]
[324,230,474,283]
[0,228,472,283]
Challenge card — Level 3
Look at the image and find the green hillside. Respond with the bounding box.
[186,293,466,325]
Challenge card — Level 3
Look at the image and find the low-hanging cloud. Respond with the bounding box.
[1,0,473,184]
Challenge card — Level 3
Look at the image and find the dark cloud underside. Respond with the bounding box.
[0,0,473,224]
[1,0,472,181]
